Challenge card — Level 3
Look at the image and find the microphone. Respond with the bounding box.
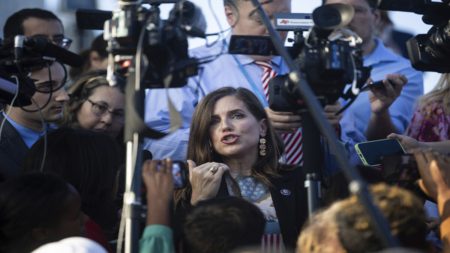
[14,35,25,61]
[23,37,84,67]
[170,1,207,38]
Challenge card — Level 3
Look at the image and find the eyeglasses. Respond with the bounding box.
[87,99,124,122]
[30,34,73,49]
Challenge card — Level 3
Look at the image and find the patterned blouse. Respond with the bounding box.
[405,101,450,142]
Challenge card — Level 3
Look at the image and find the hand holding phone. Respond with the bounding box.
[361,80,386,92]
[355,138,406,166]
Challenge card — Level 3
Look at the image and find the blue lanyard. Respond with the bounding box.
[223,39,269,107]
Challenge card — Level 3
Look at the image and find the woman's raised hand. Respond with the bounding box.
[188,160,229,205]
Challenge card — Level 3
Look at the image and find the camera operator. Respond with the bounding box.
[0,8,72,180]
[323,0,423,146]
[144,0,342,165]
[3,8,72,50]
[0,61,69,180]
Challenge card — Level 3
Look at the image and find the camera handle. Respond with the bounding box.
[121,66,144,253]
[301,112,323,215]
[249,0,399,248]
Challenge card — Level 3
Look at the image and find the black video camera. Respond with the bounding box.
[378,0,450,73]
[268,4,371,112]
[0,36,83,106]
[77,0,203,88]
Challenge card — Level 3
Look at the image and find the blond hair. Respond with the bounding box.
[417,73,450,114]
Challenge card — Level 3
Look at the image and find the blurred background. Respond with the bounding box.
[0,0,439,92]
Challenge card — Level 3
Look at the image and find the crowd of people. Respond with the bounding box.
[0,0,449,252]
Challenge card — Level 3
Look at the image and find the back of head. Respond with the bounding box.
[22,127,120,230]
[3,8,60,39]
[335,183,428,253]
[32,237,107,253]
[297,201,346,253]
[0,173,72,253]
[183,197,265,253]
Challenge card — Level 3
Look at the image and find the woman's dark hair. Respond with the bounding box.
[22,127,120,233]
[61,70,125,129]
[0,173,72,253]
[175,87,283,203]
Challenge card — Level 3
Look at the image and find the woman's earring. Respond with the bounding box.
[259,136,267,156]
[209,140,213,154]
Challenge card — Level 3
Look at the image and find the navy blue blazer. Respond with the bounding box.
[174,167,308,251]
[0,113,29,180]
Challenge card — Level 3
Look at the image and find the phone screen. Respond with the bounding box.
[172,161,188,189]
[355,139,406,166]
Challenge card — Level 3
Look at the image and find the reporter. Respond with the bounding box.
[324,0,423,142]
[62,70,125,138]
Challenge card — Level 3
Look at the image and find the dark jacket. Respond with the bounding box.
[174,167,308,250]
[0,113,28,181]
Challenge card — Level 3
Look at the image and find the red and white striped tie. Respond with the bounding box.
[255,61,303,165]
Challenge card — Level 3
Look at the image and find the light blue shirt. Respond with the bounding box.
[144,38,290,160]
[340,39,424,165]
[2,112,45,148]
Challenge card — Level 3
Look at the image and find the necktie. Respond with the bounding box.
[255,61,304,165]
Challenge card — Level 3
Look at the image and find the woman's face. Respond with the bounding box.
[209,95,267,159]
[76,85,124,137]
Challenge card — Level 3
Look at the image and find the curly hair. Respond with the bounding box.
[335,183,429,253]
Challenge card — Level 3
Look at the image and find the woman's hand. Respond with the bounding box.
[387,133,424,152]
[188,160,229,205]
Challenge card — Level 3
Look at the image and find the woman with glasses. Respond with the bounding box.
[61,70,125,138]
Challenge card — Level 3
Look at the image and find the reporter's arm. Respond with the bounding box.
[140,160,175,253]
[365,74,408,140]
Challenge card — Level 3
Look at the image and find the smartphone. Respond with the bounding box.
[171,161,188,189]
[355,139,406,166]
[361,80,384,91]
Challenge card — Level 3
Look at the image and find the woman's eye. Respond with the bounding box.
[210,117,220,125]
[232,113,244,119]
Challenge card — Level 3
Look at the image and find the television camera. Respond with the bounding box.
[378,0,450,73]
[76,0,203,88]
[0,36,83,106]
[267,4,371,112]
